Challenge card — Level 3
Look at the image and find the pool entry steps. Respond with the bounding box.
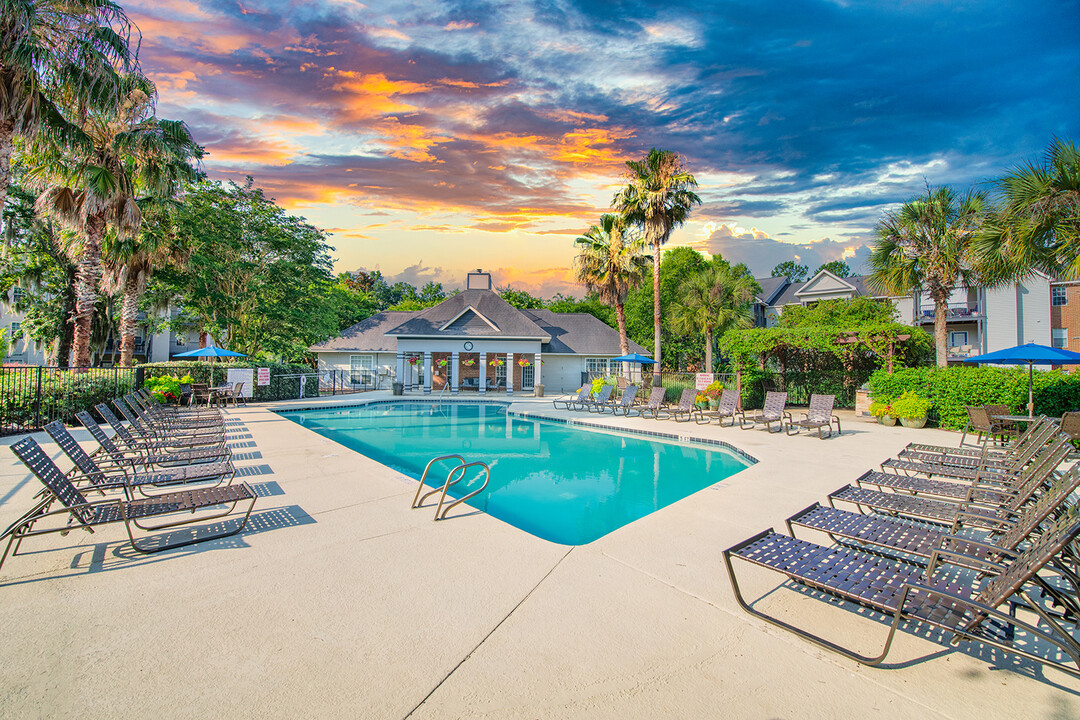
[412,454,492,521]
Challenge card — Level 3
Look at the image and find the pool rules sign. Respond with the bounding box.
[695,373,714,390]
[257,367,270,386]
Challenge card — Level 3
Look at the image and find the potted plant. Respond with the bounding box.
[868,397,898,426]
[704,381,723,410]
[892,390,932,428]
[462,359,475,367]
[695,393,708,410]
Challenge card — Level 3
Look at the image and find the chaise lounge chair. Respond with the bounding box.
[553,385,590,410]
[605,385,640,415]
[45,420,235,497]
[737,391,790,432]
[77,411,230,468]
[96,403,227,453]
[785,394,841,438]
[577,384,614,412]
[637,387,669,419]
[657,388,703,423]
[696,388,740,426]
[0,437,256,573]
[724,502,1080,677]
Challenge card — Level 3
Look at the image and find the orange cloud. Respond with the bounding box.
[374,117,451,162]
[331,71,431,121]
[443,21,476,30]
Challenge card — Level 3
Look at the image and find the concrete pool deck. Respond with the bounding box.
[0,393,1077,719]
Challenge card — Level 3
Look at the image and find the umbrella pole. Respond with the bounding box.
[1029,361,1034,417]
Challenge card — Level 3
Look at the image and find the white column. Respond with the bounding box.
[423,351,432,394]
[478,352,487,394]
[506,352,513,395]
[450,351,460,394]
[534,352,542,390]
[396,354,405,391]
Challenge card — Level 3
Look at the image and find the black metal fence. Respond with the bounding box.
[318,369,377,395]
[0,366,136,436]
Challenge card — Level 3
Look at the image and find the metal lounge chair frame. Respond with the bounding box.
[115,397,225,441]
[723,502,1080,677]
[737,391,790,432]
[696,388,740,426]
[44,420,234,497]
[905,416,1057,462]
[785,394,842,438]
[0,437,256,573]
[552,385,590,410]
[123,394,225,433]
[589,383,628,413]
[97,403,226,453]
[576,383,614,412]
[132,391,223,426]
[607,385,640,415]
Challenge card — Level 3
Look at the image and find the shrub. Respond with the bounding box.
[868,397,896,418]
[140,361,319,402]
[890,390,932,419]
[868,366,1080,430]
[143,374,195,403]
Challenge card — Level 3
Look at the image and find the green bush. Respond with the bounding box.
[0,368,136,427]
[868,398,896,418]
[140,361,318,402]
[143,374,195,403]
[890,390,932,419]
[868,366,1080,430]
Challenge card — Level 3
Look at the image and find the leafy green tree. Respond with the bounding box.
[973,136,1080,282]
[418,280,446,306]
[671,262,757,371]
[0,0,136,230]
[574,213,649,358]
[325,273,376,330]
[814,260,851,278]
[498,287,544,309]
[869,186,988,366]
[771,261,808,282]
[624,246,710,369]
[778,296,897,329]
[162,179,336,360]
[613,148,701,375]
[546,293,616,327]
[25,72,201,367]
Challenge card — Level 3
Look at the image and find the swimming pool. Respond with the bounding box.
[281,402,754,545]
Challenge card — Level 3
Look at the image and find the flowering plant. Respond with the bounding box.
[407,356,420,366]
[437,359,448,367]
[462,359,476,366]
[518,359,532,367]
[696,393,708,404]
[489,358,504,366]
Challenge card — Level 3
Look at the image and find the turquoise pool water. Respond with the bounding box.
[281,402,753,545]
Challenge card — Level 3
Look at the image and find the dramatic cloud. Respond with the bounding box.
[123,0,1079,288]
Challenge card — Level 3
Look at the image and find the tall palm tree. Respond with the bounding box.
[613,148,701,382]
[100,200,186,365]
[869,186,988,366]
[972,136,1080,282]
[671,264,756,371]
[24,72,201,367]
[574,213,650,361]
[0,0,135,230]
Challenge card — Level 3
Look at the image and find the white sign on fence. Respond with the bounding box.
[256,367,270,386]
[226,368,255,397]
[695,372,715,390]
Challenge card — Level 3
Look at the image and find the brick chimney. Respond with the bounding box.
[466,269,492,291]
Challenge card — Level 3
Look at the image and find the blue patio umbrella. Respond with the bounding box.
[964,342,1080,416]
[610,353,656,364]
[173,346,248,359]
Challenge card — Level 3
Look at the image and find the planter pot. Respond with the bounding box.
[696,401,707,410]
[534,384,544,397]
[708,398,720,410]
[900,416,927,429]
[391,382,404,396]
[880,415,897,426]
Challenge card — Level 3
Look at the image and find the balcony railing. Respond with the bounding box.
[918,304,981,323]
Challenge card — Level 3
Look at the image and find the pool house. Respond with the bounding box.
[311,271,646,394]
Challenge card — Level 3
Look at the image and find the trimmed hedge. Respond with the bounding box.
[867,366,1080,430]
[140,361,318,402]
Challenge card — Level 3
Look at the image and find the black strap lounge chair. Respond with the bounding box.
[132,391,223,425]
[553,385,591,410]
[116,396,225,439]
[0,437,256,573]
[737,391,790,432]
[44,421,234,497]
[661,388,703,423]
[637,387,669,419]
[97,403,226,452]
[123,394,225,433]
[577,384,614,412]
[697,388,740,426]
[136,387,222,418]
[608,385,640,415]
[785,394,841,438]
[787,465,1080,594]
[76,411,229,468]
[724,502,1080,677]
[884,422,1059,481]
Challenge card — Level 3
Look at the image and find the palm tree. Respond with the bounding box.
[869,186,988,366]
[972,136,1080,282]
[671,264,756,371]
[574,213,650,362]
[24,72,201,367]
[0,0,135,230]
[100,200,186,366]
[613,149,701,382]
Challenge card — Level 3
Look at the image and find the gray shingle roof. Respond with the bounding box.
[385,289,551,339]
[754,276,788,304]
[523,310,647,355]
[308,311,418,352]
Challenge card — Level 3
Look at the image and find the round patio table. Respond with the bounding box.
[992,414,1061,423]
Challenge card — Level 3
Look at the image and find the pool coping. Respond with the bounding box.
[275,396,758,466]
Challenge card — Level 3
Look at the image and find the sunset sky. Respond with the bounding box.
[128,0,1079,297]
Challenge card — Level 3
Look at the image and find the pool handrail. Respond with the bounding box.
[434,461,491,521]
[412,454,466,508]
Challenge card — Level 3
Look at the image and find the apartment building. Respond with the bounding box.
[754,269,1051,361]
